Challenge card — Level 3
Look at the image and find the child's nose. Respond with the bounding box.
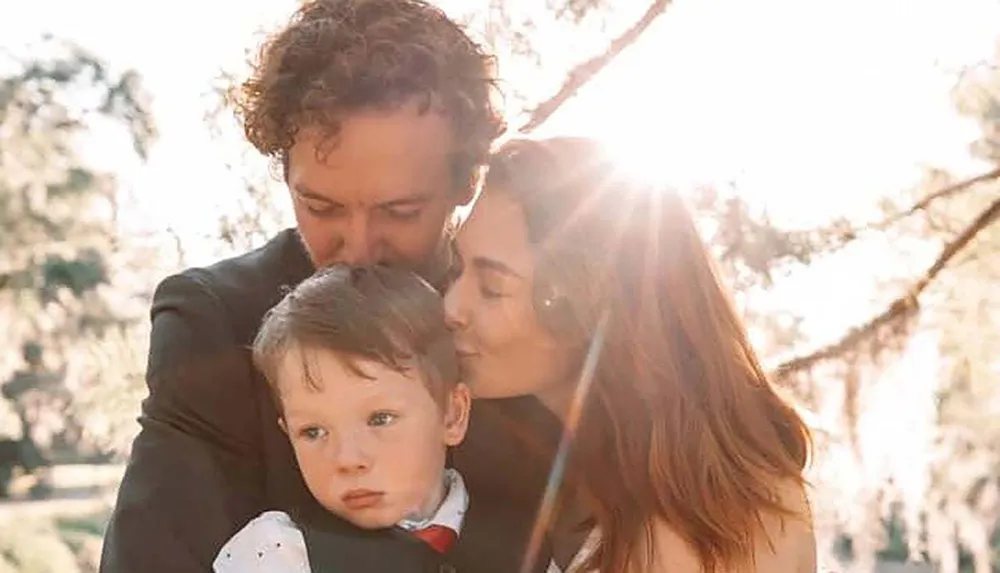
[332,435,373,474]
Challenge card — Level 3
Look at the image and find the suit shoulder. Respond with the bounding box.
[155,229,312,343]
[188,229,309,299]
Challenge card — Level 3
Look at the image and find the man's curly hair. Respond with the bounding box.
[237,0,505,192]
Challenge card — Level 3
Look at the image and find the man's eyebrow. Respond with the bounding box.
[293,185,430,208]
[472,256,522,279]
[293,184,336,203]
[378,193,431,208]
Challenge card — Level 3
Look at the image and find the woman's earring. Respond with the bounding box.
[533,281,576,337]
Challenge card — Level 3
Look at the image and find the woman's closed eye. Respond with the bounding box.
[479,284,504,299]
[368,411,399,427]
[478,275,509,299]
[451,247,506,299]
[476,267,511,299]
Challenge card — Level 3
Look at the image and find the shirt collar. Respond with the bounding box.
[396,468,468,535]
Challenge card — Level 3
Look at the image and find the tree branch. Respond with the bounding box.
[890,166,1000,223]
[800,165,1000,258]
[775,193,1000,377]
[517,0,672,134]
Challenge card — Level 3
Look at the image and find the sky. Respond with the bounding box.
[2,0,999,343]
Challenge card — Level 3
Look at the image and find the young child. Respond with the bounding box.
[213,264,471,573]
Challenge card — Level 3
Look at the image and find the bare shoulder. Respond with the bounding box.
[640,480,816,573]
[757,479,816,572]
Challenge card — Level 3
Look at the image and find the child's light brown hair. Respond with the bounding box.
[253,264,459,413]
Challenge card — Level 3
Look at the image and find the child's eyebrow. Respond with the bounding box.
[353,377,425,401]
[282,407,317,419]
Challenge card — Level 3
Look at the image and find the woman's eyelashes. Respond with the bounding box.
[476,270,508,299]
[479,284,504,299]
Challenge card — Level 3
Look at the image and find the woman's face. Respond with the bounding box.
[443,191,579,414]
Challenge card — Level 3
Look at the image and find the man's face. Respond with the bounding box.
[277,348,470,529]
[286,103,470,271]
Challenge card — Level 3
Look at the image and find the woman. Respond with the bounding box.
[445,137,816,573]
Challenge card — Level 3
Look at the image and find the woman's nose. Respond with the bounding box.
[443,280,467,331]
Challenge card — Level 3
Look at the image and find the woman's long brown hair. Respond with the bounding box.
[483,138,812,573]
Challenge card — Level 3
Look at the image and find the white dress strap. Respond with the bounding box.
[548,528,601,573]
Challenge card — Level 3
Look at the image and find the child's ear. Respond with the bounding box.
[443,383,471,447]
[278,417,288,435]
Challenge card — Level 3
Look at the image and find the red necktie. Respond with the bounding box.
[411,524,457,554]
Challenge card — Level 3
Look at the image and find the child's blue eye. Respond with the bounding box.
[368,412,398,427]
[299,426,327,441]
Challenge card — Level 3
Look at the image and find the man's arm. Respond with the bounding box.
[101,273,266,573]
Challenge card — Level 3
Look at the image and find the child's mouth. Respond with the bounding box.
[341,489,384,510]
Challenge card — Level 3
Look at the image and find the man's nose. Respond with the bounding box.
[340,215,378,265]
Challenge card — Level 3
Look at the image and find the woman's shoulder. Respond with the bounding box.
[644,479,816,573]
[213,510,311,573]
[755,479,816,571]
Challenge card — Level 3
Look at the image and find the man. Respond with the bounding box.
[100,1,560,571]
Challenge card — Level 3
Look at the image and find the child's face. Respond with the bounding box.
[276,347,470,530]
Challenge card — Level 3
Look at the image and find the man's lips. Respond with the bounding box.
[341,489,384,510]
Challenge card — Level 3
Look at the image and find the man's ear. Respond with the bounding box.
[443,383,471,447]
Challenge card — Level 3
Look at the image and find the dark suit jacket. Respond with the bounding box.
[100,229,561,573]
[297,478,551,573]
[299,522,451,573]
